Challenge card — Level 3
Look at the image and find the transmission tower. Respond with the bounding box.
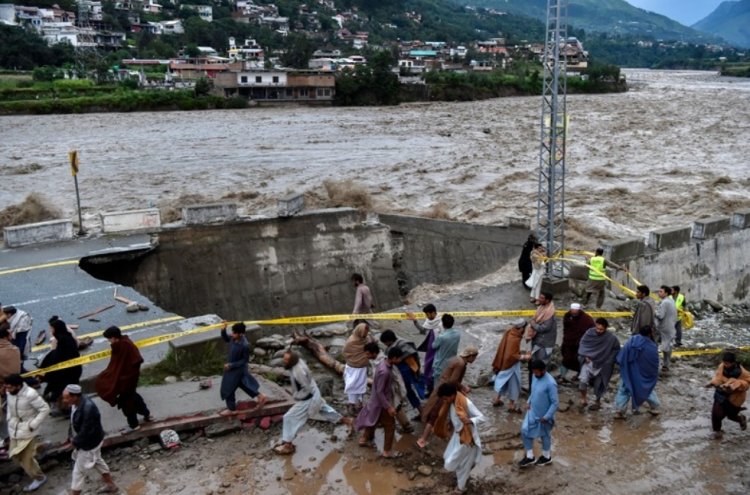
[535,0,568,275]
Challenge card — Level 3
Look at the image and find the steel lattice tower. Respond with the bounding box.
[536,0,568,274]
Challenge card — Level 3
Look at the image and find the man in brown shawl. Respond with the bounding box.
[342,322,378,413]
[492,320,525,412]
[417,346,479,449]
[559,303,595,382]
[95,326,152,434]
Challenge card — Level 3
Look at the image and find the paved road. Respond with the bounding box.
[0,234,202,381]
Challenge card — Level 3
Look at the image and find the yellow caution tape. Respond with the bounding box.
[30,316,186,353]
[23,322,224,377]
[673,346,750,358]
[0,259,79,276]
[548,253,695,330]
[23,309,633,378]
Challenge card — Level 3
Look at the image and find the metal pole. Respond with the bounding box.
[74,174,84,236]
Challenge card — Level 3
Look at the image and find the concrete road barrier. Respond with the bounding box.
[278,193,305,217]
[3,219,74,248]
[603,236,644,263]
[101,208,161,233]
[692,216,731,240]
[732,209,750,230]
[182,203,238,225]
[648,226,692,251]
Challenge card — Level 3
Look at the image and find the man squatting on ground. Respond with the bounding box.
[705,351,749,439]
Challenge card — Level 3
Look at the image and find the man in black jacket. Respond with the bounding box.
[62,384,118,494]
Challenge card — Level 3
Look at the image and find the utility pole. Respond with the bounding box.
[536,0,568,276]
[69,150,85,236]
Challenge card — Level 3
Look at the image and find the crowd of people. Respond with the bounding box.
[1,265,749,493]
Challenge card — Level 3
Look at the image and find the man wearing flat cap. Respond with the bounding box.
[62,384,118,494]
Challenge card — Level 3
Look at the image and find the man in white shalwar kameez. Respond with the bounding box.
[274,351,352,455]
[434,383,485,494]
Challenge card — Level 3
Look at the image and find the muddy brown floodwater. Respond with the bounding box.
[2,70,750,243]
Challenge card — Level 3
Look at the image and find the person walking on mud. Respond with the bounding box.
[274,351,353,455]
[705,351,749,439]
[95,326,153,434]
[218,322,267,415]
[355,347,404,459]
[519,360,558,468]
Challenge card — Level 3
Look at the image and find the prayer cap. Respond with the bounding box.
[570,303,582,310]
[65,384,82,394]
[460,346,479,358]
[512,318,526,328]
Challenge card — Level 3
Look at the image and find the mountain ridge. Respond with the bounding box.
[692,0,750,48]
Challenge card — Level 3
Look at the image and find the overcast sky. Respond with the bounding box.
[626,0,728,26]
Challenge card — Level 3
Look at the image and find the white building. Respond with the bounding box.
[184,5,212,22]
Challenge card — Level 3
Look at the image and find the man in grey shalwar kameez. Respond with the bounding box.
[655,286,677,372]
[274,351,352,455]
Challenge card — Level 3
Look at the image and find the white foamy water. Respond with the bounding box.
[2,69,749,242]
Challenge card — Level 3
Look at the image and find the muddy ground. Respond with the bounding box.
[4,282,748,495]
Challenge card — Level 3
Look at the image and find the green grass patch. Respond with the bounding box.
[139,341,225,386]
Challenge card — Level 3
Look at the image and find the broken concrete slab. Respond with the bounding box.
[30,376,294,462]
[648,226,692,251]
[278,192,305,217]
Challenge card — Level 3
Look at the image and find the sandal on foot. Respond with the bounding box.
[492,399,504,408]
[274,444,295,455]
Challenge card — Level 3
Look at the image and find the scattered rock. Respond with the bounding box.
[259,416,272,430]
[483,128,492,134]
[164,376,178,384]
[283,471,295,481]
[256,337,285,350]
[148,443,163,454]
[417,465,433,476]
[138,304,150,311]
[253,347,267,357]
[704,299,724,312]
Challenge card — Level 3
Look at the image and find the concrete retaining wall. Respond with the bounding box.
[80,209,530,321]
[104,208,402,321]
[379,213,529,295]
[182,203,238,225]
[3,219,74,248]
[602,211,750,304]
[101,208,161,233]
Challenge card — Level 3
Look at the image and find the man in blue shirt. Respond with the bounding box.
[431,314,460,387]
[519,359,559,467]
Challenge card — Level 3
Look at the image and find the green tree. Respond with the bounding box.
[194,77,212,96]
[281,34,315,69]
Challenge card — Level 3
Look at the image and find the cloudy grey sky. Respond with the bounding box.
[626,0,727,26]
